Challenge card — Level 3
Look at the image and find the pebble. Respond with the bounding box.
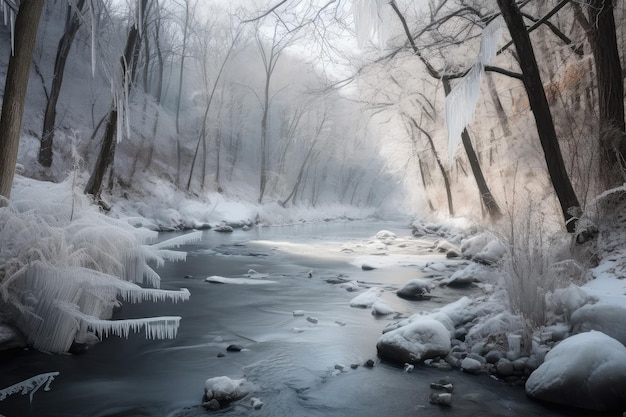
[306,317,318,324]
[334,364,346,371]
[495,358,514,376]
[293,310,305,317]
[250,397,263,410]
[202,399,221,410]
[364,359,375,368]
[403,363,414,372]
[429,393,452,406]
[217,352,225,358]
[461,357,482,374]
[226,344,243,352]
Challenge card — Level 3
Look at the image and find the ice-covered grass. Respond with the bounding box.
[0,177,195,353]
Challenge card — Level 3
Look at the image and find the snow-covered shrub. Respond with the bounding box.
[499,190,575,352]
[0,177,199,353]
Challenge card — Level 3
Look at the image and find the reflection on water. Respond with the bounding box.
[0,221,575,417]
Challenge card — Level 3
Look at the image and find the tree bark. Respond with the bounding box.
[497,0,580,232]
[585,0,626,187]
[39,0,85,168]
[0,0,45,199]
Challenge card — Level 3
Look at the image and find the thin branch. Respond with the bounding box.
[242,0,289,23]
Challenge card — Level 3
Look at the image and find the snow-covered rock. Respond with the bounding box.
[396,278,432,300]
[376,318,451,364]
[0,324,26,351]
[526,331,626,411]
[571,303,626,346]
[460,233,493,259]
[371,299,395,316]
[350,287,382,308]
[473,239,506,265]
[204,376,250,404]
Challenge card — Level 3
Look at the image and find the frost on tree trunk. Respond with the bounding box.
[497,0,580,232]
[0,0,44,199]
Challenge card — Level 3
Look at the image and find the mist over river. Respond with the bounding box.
[0,220,583,417]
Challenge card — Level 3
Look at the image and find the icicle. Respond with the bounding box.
[10,7,15,55]
[89,0,96,77]
[137,0,143,37]
[153,231,202,249]
[445,64,483,161]
[124,68,131,142]
[0,372,60,403]
[352,0,390,48]
[3,2,7,26]
[445,17,503,162]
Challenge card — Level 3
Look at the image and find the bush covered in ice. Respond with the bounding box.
[0,177,197,353]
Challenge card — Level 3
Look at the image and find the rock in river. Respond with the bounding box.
[376,317,451,364]
[396,278,433,300]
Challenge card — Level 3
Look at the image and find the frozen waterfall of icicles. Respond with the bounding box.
[0,177,199,353]
[445,17,503,161]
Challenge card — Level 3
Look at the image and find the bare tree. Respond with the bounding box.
[38,0,86,168]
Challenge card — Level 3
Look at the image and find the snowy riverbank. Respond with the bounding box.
[2,176,626,415]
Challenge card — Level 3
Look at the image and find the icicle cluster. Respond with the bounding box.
[445,18,503,162]
[0,179,197,353]
[352,0,391,48]
[0,372,60,403]
[1,0,17,55]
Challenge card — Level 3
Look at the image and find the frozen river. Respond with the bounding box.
[0,220,583,417]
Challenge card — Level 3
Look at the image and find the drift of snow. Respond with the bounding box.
[526,331,626,411]
[445,17,502,161]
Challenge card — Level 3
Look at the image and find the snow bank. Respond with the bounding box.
[526,331,626,411]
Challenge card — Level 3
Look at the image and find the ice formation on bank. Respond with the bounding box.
[0,372,59,403]
[0,177,197,353]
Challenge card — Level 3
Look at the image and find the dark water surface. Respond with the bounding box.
[0,220,576,417]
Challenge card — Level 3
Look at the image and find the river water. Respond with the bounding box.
[0,220,582,417]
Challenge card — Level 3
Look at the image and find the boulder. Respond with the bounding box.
[396,278,432,300]
[350,287,382,308]
[570,303,626,346]
[526,331,626,411]
[204,376,249,404]
[376,318,451,364]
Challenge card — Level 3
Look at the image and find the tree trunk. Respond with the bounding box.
[85,0,147,199]
[486,72,511,137]
[408,116,454,217]
[39,0,85,168]
[0,0,44,199]
[497,0,580,232]
[586,0,626,187]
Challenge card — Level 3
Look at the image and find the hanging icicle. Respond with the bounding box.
[352,0,391,48]
[445,17,503,162]
[89,0,96,77]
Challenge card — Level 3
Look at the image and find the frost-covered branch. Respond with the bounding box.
[0,372,59,403]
